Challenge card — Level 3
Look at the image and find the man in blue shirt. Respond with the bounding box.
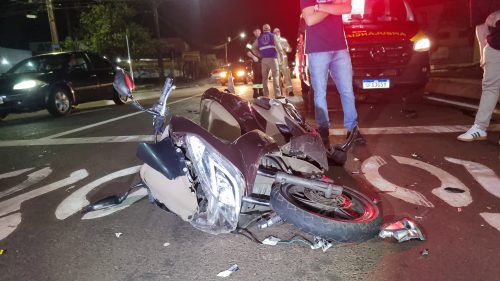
[300,0,361,145]
[252,24,283,98]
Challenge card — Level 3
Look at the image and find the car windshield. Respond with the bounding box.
[7,54,70,74]
[343,0,415,23]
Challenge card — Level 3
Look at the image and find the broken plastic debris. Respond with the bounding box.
[353,157,360,161]
[444,187,465,193]
[115,232,123,238]
[217,264,239,278]
[458,208,462,213]
[379,218,425,243]
[0,249,5,255]
[421,248,429,256]
[411,153,422,159]
[262,235,332,252]
[163,242,170,247]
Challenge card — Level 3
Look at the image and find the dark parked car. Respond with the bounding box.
[0,51,126,119]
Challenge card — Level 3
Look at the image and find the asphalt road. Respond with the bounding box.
[0,80,499,281]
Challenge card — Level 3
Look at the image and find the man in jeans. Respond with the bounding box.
[300,0,362,145]
[457,2,500,144]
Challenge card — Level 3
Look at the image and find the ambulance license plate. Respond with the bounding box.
[362,79,390,89]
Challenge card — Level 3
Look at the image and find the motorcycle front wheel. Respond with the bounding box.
[270,183,382,242]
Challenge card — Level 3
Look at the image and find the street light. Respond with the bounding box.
[224,32,246,64]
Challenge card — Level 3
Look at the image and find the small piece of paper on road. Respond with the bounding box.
[217,264,239,277]
[163,242,170,247]
[115,232,123,238]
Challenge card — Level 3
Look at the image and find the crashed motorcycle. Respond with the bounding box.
[200,88,358,166]
[83,70,381,242]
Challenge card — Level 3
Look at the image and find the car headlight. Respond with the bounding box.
[236,70,245,77]
[13,80,45,90]
[219,71,228,78]
[413,38,430,52]
[185,134,245,234]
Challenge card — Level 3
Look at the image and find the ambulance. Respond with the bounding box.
[296,0,431,109]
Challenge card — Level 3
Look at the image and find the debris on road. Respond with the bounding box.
[262,235,333,252]
[379,218,425,243]
[115,232,123,238]
[458,208,462,213]
[411,152,422,159]
[0,249,5,255]
[421,248,429,256]
[257,213,283,229]
[163,243,170,247]
[444,187,465,193]
[217,264,239,278]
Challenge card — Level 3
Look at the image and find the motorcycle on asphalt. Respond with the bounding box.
[83,70,381,242]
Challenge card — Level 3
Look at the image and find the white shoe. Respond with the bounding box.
[457,125,487,142]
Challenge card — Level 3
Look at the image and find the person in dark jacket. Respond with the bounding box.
[458,4,500,143]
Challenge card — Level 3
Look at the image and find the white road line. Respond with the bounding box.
[41,94,201,140]
[0,168,35,180]
[0,167,52,199]
[0,135,155,147]
[329,124,500,135]
[425,96,500,115]
[1,124,500,147]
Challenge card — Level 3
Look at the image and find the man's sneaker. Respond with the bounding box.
[288,91,294,97]
[318,127,330,146]
[457,125,487,142]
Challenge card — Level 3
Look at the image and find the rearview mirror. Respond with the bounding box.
[113,68,134,98]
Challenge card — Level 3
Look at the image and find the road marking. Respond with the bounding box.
[425,96,500,115]
[0,168,34,180]
[0,212,21,241]
[361,156,435,207]
[0,167,52,199]
[446,157,500,199]
[329,124,500,135]
[393,156,472,208]
[480,213,500,232]
[0,169,88,241]
[55,166,141,220]
[41,94,201,139]
[0,169,89,217]
[0,135,155,147]
[1,124,499,147]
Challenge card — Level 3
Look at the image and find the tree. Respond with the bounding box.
[63,3,155,58]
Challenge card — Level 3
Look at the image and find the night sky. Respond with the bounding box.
[0,0,457,61]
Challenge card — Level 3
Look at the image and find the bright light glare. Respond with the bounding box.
[236,70,245,77]
[1,58,9,65]
[240,32,246,39]
[116,58,121,63]
[26,14,37,19]
[220,71,228,78]
[414,38,431,52]
[245,43,252,49]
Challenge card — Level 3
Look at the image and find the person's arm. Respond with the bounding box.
[247,51,259,62]
[302,6,329,26]
[317,0,352,15]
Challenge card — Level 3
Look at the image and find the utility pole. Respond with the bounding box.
[151,0,165,81]
[46,0,60,51]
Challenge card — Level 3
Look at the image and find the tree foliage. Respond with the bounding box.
[62,3,155,58]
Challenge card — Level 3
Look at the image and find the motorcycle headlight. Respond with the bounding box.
[13,80,45,90]
[236,70,245,77]
[185,134,245,234]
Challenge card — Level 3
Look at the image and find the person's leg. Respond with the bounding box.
[329,49,358,131]
[458,45,500,141]
[308,52,331,129]
[475,45,500,130]
[270,59,282,98]
[261,59,271,97]
[282,64,294,95]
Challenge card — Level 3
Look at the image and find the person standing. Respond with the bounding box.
[273,27,294,97]
[457,1,500,143]
[300,0,362,146]
[252,24,283,98]
[247,27,264,98]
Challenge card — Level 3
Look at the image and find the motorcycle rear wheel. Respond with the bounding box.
[270,183,381,242]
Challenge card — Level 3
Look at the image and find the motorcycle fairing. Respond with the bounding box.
[281,134,329,171]
[201,88,262,133]
[170,116,279,195]
[136,138,187,180]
